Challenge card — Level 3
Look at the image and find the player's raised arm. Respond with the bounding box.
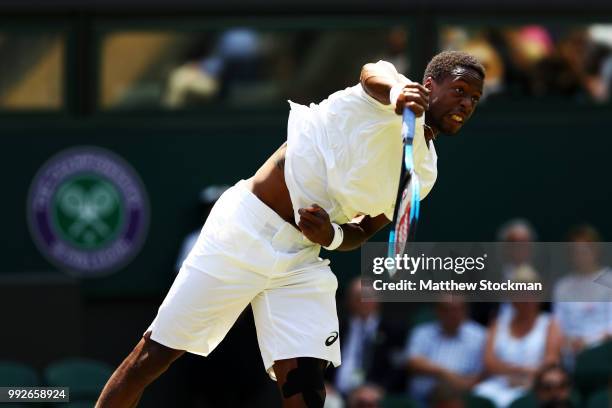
[360,61,430,116]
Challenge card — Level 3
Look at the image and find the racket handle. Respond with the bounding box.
[402,108,416,141]
[388,230,396,258]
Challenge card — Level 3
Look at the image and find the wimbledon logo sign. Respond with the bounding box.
[27,147,150,277]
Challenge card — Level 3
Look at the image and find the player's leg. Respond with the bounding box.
[96,331,184,408]
[251,263,340,408]
[97,263,264,408]
[98,181,276,407]
[273,357,328,408]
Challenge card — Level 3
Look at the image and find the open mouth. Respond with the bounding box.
[450,114,464,124]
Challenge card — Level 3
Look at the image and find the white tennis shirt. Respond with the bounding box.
[284,60,438,225]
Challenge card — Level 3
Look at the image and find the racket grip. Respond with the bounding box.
[402,108,416,140]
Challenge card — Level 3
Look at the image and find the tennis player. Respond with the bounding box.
[96,51,484,408]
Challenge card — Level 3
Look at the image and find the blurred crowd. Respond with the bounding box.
[2,23,612,110]
[163,24,612,107]
[441,24,612,103]
[161,26,408,109]
[94,23,612,110]
[7,22,611,110]
[319,220,611,408]
[164,25,612,108]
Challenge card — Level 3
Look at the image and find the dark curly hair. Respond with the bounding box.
[423,50,486,82]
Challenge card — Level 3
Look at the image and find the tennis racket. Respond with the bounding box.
[387,108,420,277]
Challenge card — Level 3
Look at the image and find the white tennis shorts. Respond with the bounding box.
[147,180,341,379]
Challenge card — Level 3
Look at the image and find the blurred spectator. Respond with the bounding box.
[541,29,593,99]
[330,278,405,396]
[553,225,612,360]
[506,26,554,71]
[164,28,262,107]
[429,382,466,408]
[324,382,345,408]
[553,28,612,102]
[589,24,612,100]
[474,302,562,408]
[505,25,555,97]
[346,384,384,408]
[175,184,229,272]
[500,219,538,295]
[441,27,505,102]
[405,295,486,406]
[533,364,573,408]
[474,218,538,325]
[462,37,505,102]
[380,26,409,74]
[497,218,538,280]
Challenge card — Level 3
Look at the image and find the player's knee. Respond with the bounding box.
[281,358,326,408]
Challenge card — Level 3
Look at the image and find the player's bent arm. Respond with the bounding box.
[360,63,398,104]
[297,205,388,251]
[336,213,390,251]
[360,63,430,116]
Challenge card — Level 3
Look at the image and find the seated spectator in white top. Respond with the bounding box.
[474,302,562,408]
[496,218,538,282]
[553,225,612,358]
[405,296,486,405]
[497,219,539,321]
[473,219,539,326]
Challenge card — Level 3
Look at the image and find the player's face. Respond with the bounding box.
[425,67,484,135]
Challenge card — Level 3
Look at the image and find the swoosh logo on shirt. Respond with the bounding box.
[325,331,339,346]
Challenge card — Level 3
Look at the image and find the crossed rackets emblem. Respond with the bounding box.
[56,181,119,244]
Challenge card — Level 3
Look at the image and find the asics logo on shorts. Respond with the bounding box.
[325,331,339,346]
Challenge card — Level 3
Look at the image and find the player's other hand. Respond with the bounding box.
[395,83,430,117]
[298,204,334,247]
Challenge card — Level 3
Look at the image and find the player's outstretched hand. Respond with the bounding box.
[395,83,430,117]
[298,204,334,247]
